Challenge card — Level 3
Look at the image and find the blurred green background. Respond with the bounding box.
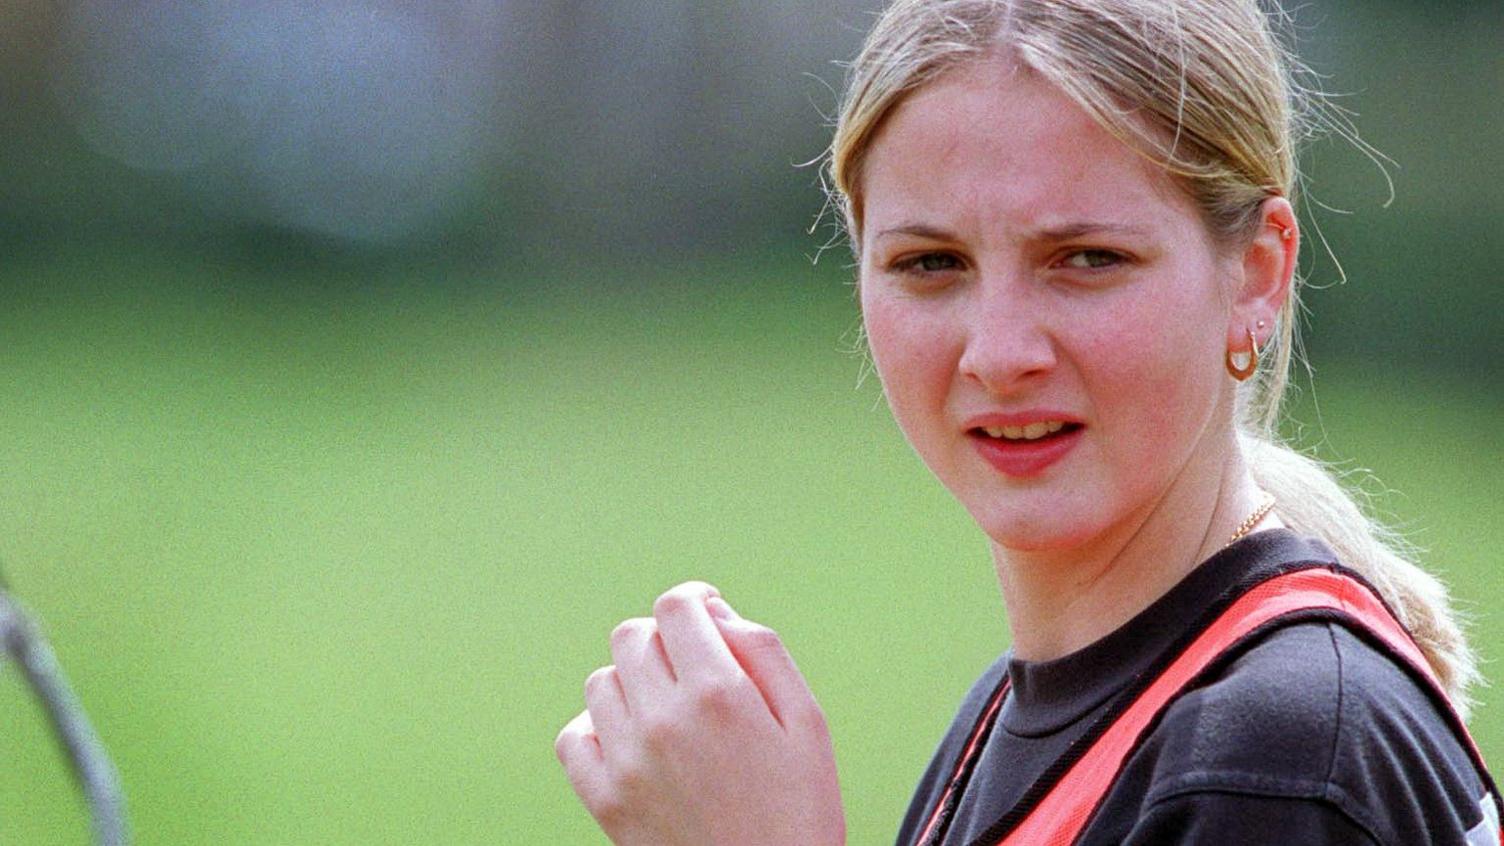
[0,1,1500,843]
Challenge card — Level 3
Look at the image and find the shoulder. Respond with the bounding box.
[1118,620,1491,844]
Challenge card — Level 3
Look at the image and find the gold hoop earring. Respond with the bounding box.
[1226,328,1259,381]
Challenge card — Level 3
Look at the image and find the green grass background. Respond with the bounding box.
[0,244,1499,844]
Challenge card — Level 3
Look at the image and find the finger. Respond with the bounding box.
[555,710,611,809]
[707,597,820,730]
[652,581,741,684]
[583,665,633,759]
[610,617,675,712]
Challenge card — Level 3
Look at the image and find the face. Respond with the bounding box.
[858,61,1241,552]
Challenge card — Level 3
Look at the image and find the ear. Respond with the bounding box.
[1227,196,1297,352]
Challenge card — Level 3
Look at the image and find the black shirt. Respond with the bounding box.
[895,530,1500,846]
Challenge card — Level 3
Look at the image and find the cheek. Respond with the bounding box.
[1076,276,1227,448]
[862,297,915,392]
[861,293,953,419]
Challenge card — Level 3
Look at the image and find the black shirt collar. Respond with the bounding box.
[1000,529,1339,737]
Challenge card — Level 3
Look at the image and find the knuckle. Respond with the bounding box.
[556,711,593,762]
[610,617,653,649]
[692,678,742,715]
[584,665,616,698]
[612,759,649,795]
[742,622,783,648]
[653,580,719,617]
[652,590,692,618]
[639,715,675,750]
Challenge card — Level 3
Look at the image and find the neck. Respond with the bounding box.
[993,430,1276,662]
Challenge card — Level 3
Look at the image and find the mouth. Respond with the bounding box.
[969,421,1084,443]
[965,420,1084,478]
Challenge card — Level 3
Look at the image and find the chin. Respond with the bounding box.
[973,507,1103,553]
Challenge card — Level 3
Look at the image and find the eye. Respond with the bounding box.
[1060,249,1126,270]
[894,252,962,274]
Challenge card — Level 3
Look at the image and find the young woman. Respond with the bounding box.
[555,1,1500,843]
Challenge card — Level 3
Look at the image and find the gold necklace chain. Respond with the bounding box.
[1227,495,1277,546]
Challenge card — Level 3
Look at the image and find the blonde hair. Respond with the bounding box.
[827,0,1479,715]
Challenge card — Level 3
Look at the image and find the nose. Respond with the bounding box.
[956,276,1057,395]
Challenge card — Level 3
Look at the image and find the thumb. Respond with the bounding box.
[707,597,821,731]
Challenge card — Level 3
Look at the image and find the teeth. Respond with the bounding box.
[982,421,1069,441]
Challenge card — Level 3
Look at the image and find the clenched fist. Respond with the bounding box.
[555,582,845,846]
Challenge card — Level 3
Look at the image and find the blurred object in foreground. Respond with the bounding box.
[1,588,127,846]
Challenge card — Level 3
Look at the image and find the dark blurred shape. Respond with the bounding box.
[48,0,504,244]
[2,1,881,255]
[52,0,254,173]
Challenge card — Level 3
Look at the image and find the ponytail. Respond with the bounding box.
[1241,431,1480,718]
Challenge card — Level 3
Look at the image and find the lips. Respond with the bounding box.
[963,413,1084,478]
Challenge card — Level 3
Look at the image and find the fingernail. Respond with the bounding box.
[706,596,738,620]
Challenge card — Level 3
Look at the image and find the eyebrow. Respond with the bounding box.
[874,221,1151,242]
[873,223,958,242]
[1037,221,1151,240]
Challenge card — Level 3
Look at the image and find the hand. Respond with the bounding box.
[555,581,845,846]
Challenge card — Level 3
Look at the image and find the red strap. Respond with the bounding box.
[913,677,1011,845]
[995,568,1483,846]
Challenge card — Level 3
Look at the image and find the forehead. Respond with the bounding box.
[860,60,1198,238]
